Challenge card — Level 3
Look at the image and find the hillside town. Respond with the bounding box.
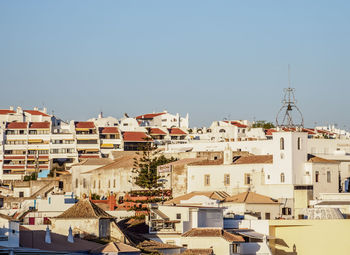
[0,89,350,255]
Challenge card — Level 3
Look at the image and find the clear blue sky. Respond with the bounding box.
[1,1,349,128]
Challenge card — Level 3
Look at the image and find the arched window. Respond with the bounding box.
[280,173,285,183]
[219,129,226,133]
[280,138,285,150]
[297,137,301,150]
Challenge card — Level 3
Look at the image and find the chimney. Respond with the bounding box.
[45,226,51,244]
[43,107,47,114]
[67,226,74,243]
[223,143,233,165]
[9,106,14,111]
[34,107,39,111]
[16,106,22,114]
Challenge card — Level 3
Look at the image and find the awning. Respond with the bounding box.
[101,144,114,148]
[28,139,43,143]
[76,128,91,131]
[77,148,99,152]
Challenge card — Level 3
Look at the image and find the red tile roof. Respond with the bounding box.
[75,122,95,129]
[149,128,167,135]
[0,109,16,115]
[231,121,248,128]
[6,122,27,129]
[136,112,165,119]
[24,110,50,117]
[224,121,248,128]
[29,122,50,129]
[123,132,152,142]
[168,128,187,135]
[99,127,119,134]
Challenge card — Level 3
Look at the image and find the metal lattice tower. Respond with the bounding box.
[276,66,304,128]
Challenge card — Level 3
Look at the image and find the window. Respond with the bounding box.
[113,179,116,188]
[19,192,24,198]
[108,180,110,188]
[75,179,78,188]
[297,137,301,150]
[93,180,96,189]
[265,213,271,220]
[98,180,101,189]
[327,171,331,183]
[83,178,86,189]
[267,175,270,180]
[244,173,251,185]
[224,174,230,186]
[282,207,292,215]
[280,137,285,150]
[204,175,210,186]
[315,171,319,183]
[176,213,181,219]
[280,173,285,183]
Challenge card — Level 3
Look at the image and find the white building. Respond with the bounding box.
[136,111,189,129]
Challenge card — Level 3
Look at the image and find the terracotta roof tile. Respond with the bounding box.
[189,159,223,166]
[75,122,95,129]
[136,112,165,119]
[265,129,277,136]
[24,110,50,117]
[55,199,113,219]
[6,122,27,129]
[29,122,50,129]
[90,242,140,253]
[99,127,119,134]
[168,128,187,135]
[149,128,167,135]
[182,228,244,242]
[165,191,230,205]
[224,191,279,204]
[0,109,16,115]
[307,154,338,164]
[123,131,152,142]
[233,155,273,164]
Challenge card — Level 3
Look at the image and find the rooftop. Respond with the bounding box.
[90,242,140,254]
[224,191,279,204]
[55,198,113,219]
[165,191,230,205]
[307,154,338,164]
[233,155,273,164]
[29,122,50,129]
[136,112,166,119]
[24,110,50,117]
[168,128,187,135]
[123,131,151,142]
[99,127,119,134]
[182,228,244,242]
[6,122,27,129]
[75,121,95,129]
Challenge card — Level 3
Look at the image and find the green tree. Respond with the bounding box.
[252,120,275,129]
[132,140,176,190]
